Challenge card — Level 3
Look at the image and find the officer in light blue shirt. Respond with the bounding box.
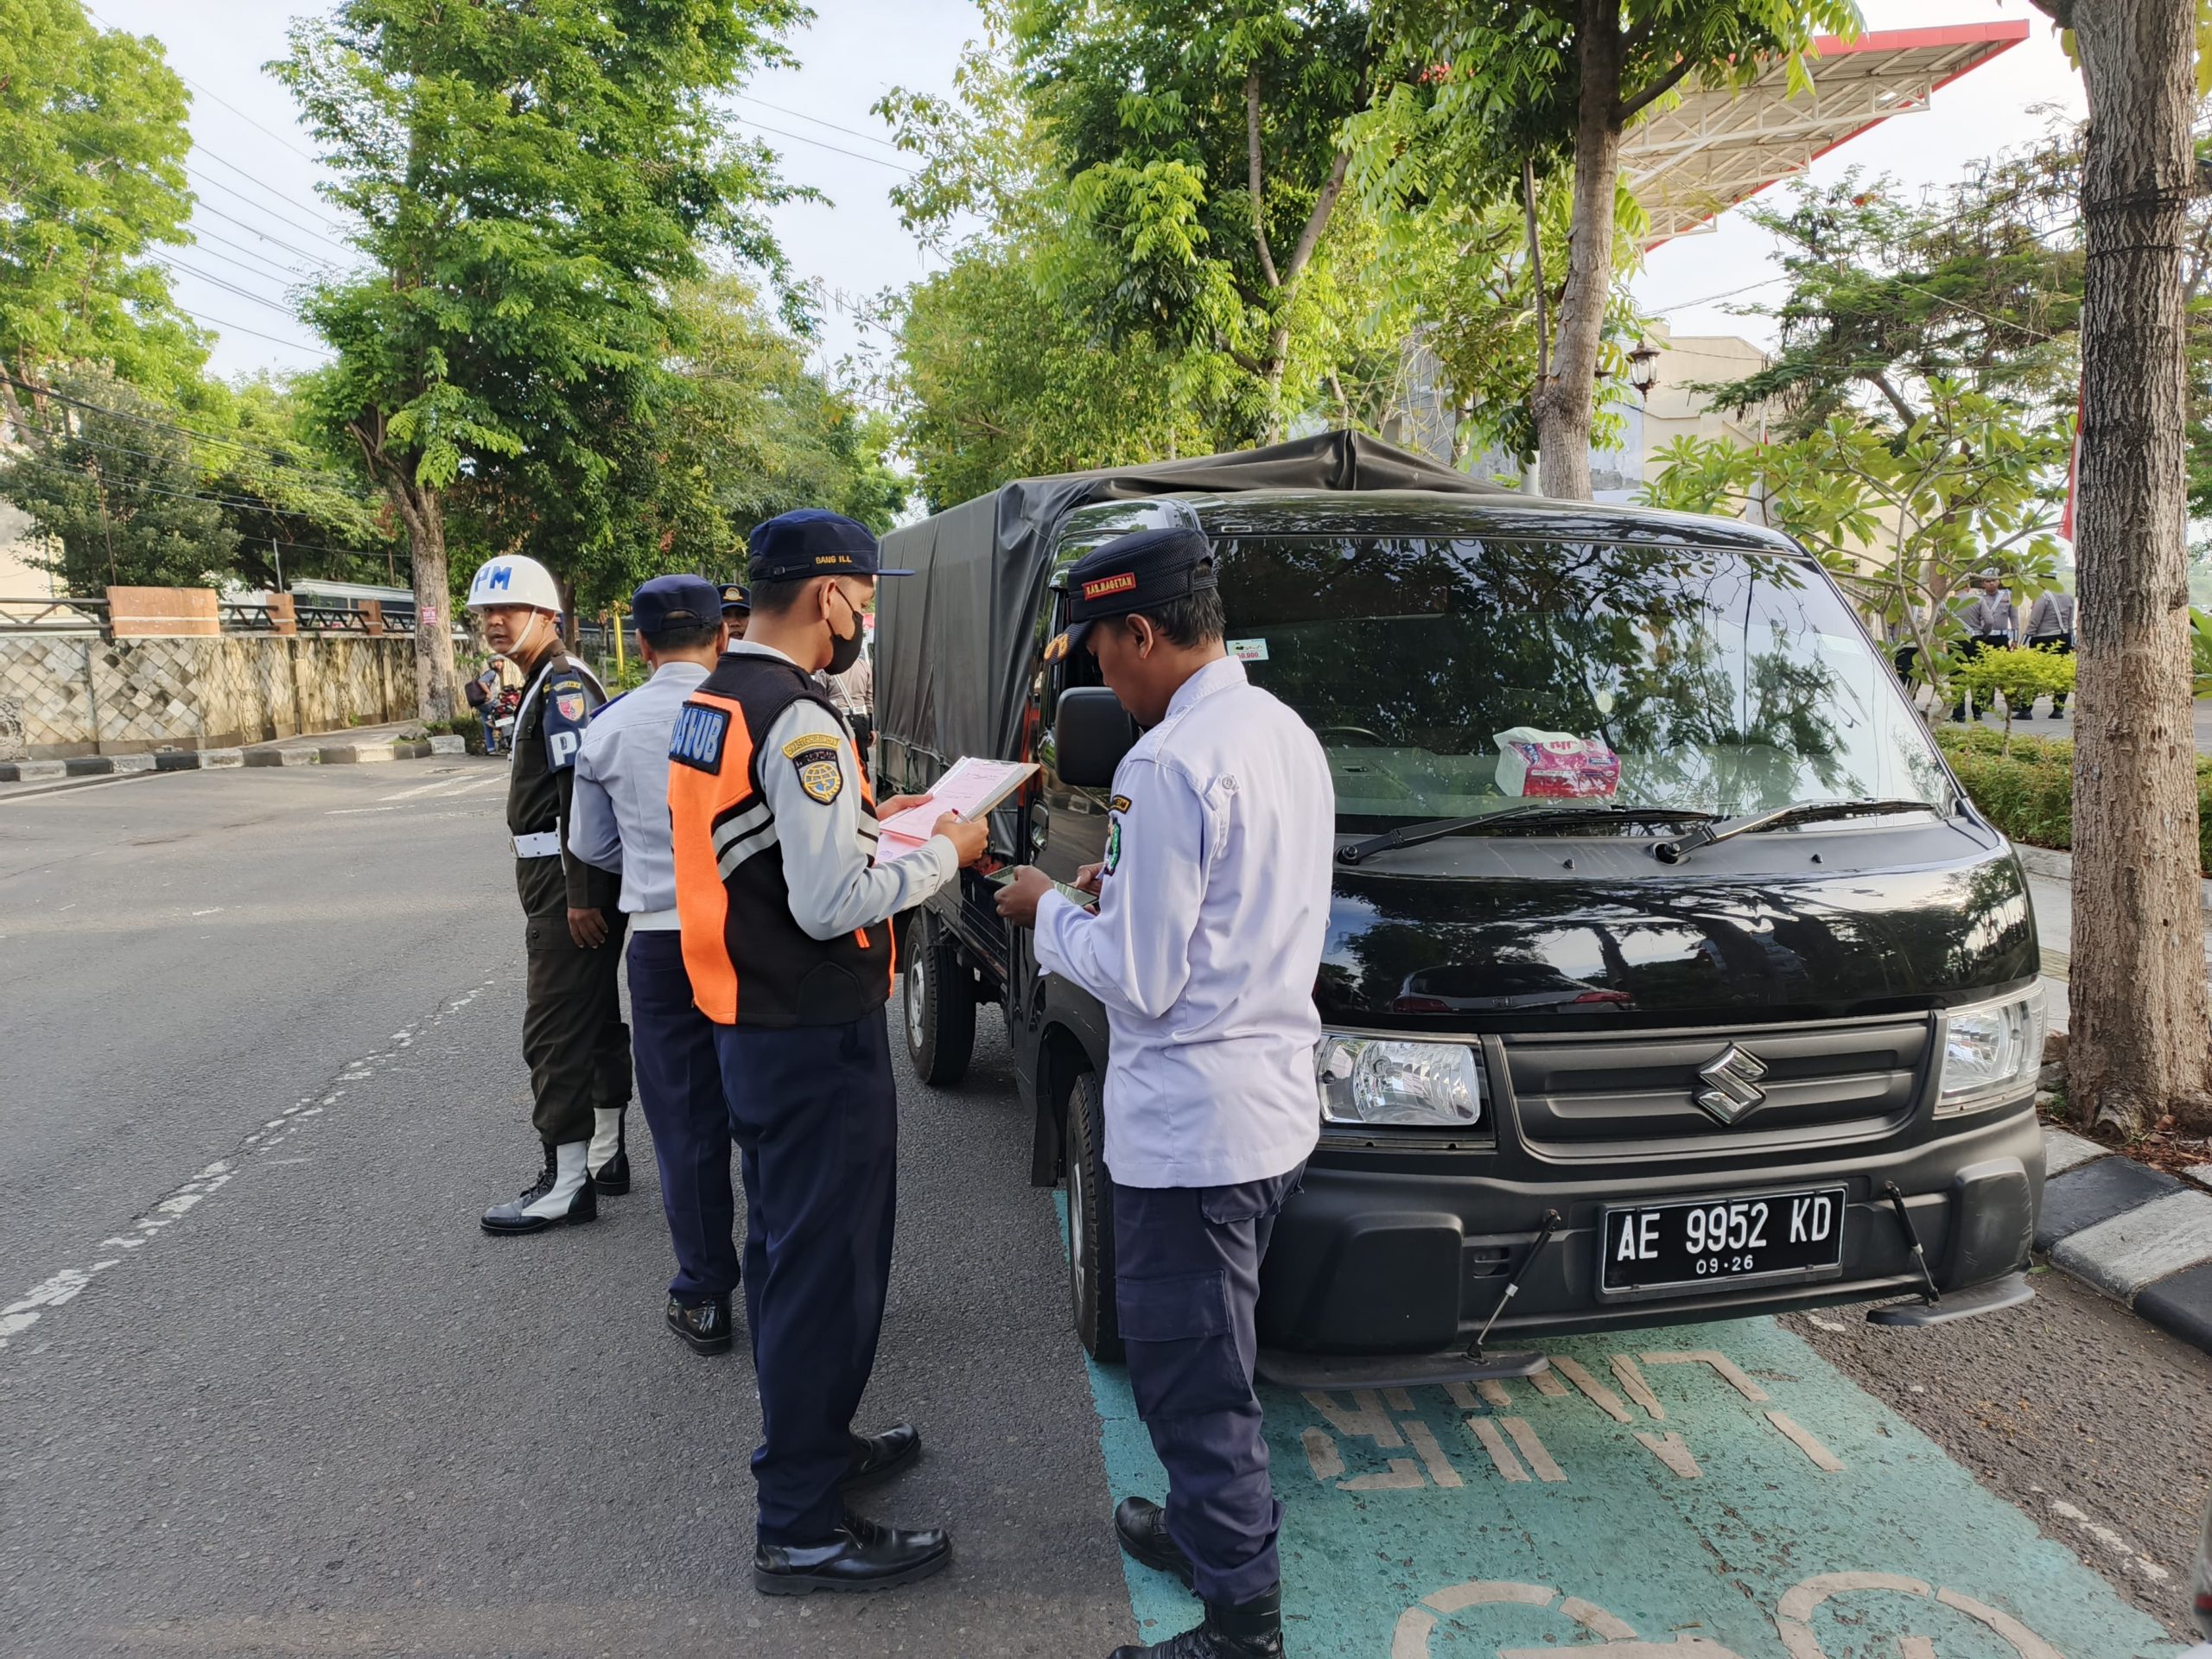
[569,575,741,1357]
[995,525,1333,1659]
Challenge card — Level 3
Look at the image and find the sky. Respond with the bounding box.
[92,0,2086,387]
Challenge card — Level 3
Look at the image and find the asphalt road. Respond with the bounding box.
[3,759,2208,1658]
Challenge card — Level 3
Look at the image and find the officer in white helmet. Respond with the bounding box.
[466,554,634,1233]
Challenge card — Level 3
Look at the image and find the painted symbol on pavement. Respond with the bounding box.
[1391,1573,2064,1659]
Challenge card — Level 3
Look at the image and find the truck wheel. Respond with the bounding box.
[903,912,976,1085]
[1065,1071,1122,1362]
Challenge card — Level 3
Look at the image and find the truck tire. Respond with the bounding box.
[1065,1071,1122,1362]
[903,912,976,1085]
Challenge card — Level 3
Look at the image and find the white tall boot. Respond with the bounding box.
[589,1107,630,1194]
[480,1141,597,1235]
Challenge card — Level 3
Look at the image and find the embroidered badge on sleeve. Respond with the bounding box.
[542,673,593,771]
[782,734,844,804]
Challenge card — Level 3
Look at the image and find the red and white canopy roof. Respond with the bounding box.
[1624,22,2030,249]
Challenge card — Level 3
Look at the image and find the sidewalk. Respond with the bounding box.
[2025,859,2212,1357]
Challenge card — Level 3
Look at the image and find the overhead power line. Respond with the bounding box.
[735,94,908,154]
[81,5,322,165]
[1,374,353,476]
[738,118,918,175]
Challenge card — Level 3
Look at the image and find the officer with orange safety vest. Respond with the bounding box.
[467,553,634,1235]
[667,509,988,1595]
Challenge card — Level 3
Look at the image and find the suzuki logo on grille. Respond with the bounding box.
[1694,1045,1770,1125]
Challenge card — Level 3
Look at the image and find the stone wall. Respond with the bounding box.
[0,633,417,760]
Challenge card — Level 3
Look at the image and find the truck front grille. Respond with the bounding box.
[1497,1014,1932,1162]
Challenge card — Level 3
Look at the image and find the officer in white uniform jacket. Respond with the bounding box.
[996,524,1332,1659]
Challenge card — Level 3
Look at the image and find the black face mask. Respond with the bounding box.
[826,586,866,677]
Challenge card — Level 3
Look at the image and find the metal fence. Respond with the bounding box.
[0,595,108,633]
[1,597,417,638]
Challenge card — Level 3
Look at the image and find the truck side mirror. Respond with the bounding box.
[1055,686,1137,787]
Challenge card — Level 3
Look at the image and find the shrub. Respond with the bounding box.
[1936,726,2212,871]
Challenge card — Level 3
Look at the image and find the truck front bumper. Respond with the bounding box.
[1254,1103,2043,1361]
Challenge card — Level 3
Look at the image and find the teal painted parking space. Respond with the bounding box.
[1068,1213,2177,1657]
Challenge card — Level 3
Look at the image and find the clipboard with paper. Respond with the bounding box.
[874,756,1039,862]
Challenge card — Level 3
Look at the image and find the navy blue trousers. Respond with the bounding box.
[1112,1165,1303,1607]
[716,1013,899,1546]
[626,930,738,1302]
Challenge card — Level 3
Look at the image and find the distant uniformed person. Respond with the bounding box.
[996,525,1333,1659]
[1951,569,2016,722]
[468,554,633,1234]
[569,575,741,1354]
[721,582,751,641]
[668,510,989,1593]
[2022,587,2077,719]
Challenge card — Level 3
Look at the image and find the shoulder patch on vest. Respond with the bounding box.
[782,733,844,804]
[1110,794,1133,814]
[669,703,730,772]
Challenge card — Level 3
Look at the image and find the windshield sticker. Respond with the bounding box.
[1229,638,1269,662]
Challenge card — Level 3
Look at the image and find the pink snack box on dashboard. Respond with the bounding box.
[1492,727,1621,798]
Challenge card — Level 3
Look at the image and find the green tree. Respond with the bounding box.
[1698,160,2086,435]
[1,364,238,592]
[275,0,806,719]
[2027,0,2212,1137]
[485,274,909,612]
[0,0,203,437]
[1369,0,1860,498]
[1009,0,1376,438]
[200,378,402,592]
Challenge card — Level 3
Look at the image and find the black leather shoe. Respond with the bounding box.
[666,1294,734,1357]
[1109,1586,1283,1657]
[843,1421,920,1490]
[753,1510,952,1595]
[1114,1496,1194,1589]
[592,1147,631,1194]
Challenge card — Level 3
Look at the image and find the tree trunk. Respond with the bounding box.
[407,487,458,724]
[1536,12,1624,500]
[2060,0,2212,1135]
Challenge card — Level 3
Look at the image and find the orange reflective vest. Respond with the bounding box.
[668,652,893,1027]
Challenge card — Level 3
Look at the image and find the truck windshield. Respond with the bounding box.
[1213,536,1951,830]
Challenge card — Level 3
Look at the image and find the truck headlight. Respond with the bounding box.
[1317,1034,1484,1128]
[1936,989,2044,1116]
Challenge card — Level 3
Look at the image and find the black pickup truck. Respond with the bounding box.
[874,431,2044,1387]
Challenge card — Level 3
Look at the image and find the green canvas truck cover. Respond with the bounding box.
[874,429,1511,768]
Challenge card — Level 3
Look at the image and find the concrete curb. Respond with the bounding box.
[7,731,467,779]
[2036,1123,2212,1356]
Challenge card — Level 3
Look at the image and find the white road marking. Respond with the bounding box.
[0,976,496,1353]
[1303,1389,1405,1448]
[1467,1415,1530,1483]
[1549,1355,1633,1424]
[1610,1354,1665,1419]
[1300,1427,1344,1481]
[1805,1313,1850,1332]
[1634,1430,1703,1479]
[2047,1497,2173,1582]
[1764,1411,1847,1472]
[191,907,222,916]
[1643,1349,1771,1402]
[1339,1458,1426,1491]
[1402,1418,1465,1488]
[1500,1416,1566,1483]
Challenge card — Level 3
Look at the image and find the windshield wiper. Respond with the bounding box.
[1651,798,1938,865]
[1338,802,1716,866]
